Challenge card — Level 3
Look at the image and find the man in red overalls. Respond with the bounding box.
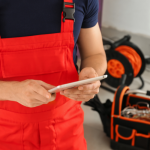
[0,0,107,149]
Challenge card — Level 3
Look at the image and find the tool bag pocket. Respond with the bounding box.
[113,124,150,149]
[135,133,150,149]
[114,124,136,146]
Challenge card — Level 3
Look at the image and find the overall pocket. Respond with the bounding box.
[0,118,23,150]
[0,46,67,78]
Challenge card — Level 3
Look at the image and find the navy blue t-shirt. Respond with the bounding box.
[0,0,98,65]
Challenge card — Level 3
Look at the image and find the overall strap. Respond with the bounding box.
[61,0,75,33]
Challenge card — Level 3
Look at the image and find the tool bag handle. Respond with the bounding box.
[113,85,129,116]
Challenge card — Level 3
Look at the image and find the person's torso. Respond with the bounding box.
[0,0,81,113]
[0,0,89,65]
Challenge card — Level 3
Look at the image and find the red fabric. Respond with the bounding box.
[0,0,87,149]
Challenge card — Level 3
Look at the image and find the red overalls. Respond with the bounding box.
[0,0,87,149]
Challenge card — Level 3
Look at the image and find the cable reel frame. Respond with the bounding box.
[102,35,146,91]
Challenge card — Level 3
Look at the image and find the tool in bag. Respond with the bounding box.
[121,102,150,121]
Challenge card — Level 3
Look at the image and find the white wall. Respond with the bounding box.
[102,0,150,37]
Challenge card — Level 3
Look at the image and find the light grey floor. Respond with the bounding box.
[80,63,150,150]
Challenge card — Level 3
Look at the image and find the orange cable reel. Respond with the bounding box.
[107,45,142,79]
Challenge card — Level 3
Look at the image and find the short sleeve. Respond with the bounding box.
[81,0,99,28]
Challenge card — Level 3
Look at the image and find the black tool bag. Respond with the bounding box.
[111,85,150,150]
[85,85,150,150]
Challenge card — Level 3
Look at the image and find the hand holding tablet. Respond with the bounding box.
[48,75,107,94]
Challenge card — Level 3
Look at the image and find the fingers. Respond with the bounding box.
[61,81,100,95]
[79,67,98,80]
[37,80,55,90]
[28,92,54,103]
[64,94,95,102]
[12,79,57,108]
[60,80,101,102]
[61,87,99,102]
[28,80,52,99]
[78,81,101,91]
[23,80,56,107]
[24,92,56,108]
[50,93,56,101]
[61,88,99,95]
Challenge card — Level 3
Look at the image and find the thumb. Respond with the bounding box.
[37,80,55,90]
[79,67,98,80]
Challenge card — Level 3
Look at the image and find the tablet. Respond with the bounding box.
[48,75,107,94]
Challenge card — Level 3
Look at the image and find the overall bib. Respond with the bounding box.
[0,0,87,149]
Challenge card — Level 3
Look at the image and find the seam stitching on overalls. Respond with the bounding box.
[52,119,57,150]
[38,123,41,150]
[21,123,24,150]
[2,45,68,53]
[1,36,71,47]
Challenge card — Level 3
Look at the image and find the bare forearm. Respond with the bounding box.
[80,53,107,76]
[0,80,20,101]
[0,81,12,100]
[77,24,107,76]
